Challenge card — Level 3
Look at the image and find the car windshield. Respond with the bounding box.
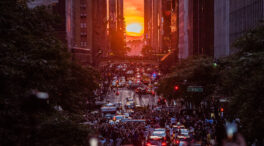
[152,131,165,137]
[180,129,189,135]
[115,116,123,120]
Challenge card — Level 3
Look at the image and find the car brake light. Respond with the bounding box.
[162,142,167,146]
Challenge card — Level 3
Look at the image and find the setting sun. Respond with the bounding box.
[126,23,143,36]
[125,16,144,37]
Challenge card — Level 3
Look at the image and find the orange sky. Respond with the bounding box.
[124,0,144,37]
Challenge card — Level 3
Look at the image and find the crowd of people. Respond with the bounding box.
[84,106,222,146]
[88,63,226,145]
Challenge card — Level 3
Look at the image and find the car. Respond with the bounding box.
[175,129,191,144]
[126,70,134,75]
[180,129,189,136]
[146,128,167,146]
[177,129,190,139]
[172,124,185,133]
[113,115,126,123]
[151,129,166,140]
[101,103,117,114]
[136,86,147,94]
[125,98,135,109]
[114,102,122,109]
[146,88,152,94]
[124,113,130,118]
[105,113,114,119]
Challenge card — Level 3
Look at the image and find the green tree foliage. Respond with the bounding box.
[220,24,264,143]
[0,1,98,145]
[158,56,219,106]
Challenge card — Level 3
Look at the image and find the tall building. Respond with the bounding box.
[144,0,163,54]
[92,0,108,64]
[64,0,108,65]
[178,0,214,59]
[214,0,230,58]
[178,0,189,59]
[109,0,123,31]
[108,0,125,56]
[171,0,179,53]
[69,0,93,65]
[191,0,214,57]
[214,0,264,58]
[27,0,59,8]
[162,0,172,53]
[144,0,152,45]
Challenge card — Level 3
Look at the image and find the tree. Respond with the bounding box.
[157,56,219,107]
[220,23,264,144]
[0,1,99,145]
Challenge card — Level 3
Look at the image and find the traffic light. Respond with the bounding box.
[220,107,224,112]
[174,85,179,91]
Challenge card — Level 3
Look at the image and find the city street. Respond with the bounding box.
[105,88,158,109]
[2,0,263,146]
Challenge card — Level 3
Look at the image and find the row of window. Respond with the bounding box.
[80,4,86,8]
[81,32,87,36]
[80,41,87,47]
[80,13,87,17]
[80,1,87,48]
[80,23,87,28]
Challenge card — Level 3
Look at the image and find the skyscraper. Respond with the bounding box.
[109,0,123,31]
[214,0,264,58]
[144,0,163,54]
[69,0,93,65]
[108,0,125,56]
[178,0,214,59]
[92,0,108,64]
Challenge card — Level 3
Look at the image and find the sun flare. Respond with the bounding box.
[125,16,144,37]
[126,23,143,36]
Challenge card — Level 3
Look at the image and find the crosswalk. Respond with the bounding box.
[105,88,158,108]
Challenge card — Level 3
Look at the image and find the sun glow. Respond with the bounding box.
[126,23,143,36]
[125,16,144,37]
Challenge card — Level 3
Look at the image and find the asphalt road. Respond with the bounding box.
[105,88,158,110]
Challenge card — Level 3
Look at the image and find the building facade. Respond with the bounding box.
[144,0,163,54]
[109,0,123,31]
[92,0,108,64]
[70,0,93,65]
[214,0,264,58]
[170,0,179,53]
[214,0,230,58]
[162,0,172,54]
[178,0,189,59]
[229,0,264,53]
[28,0,110,66]
[178,0,214,59]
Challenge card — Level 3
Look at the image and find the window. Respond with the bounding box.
[81,32,87,36]
[80,23,87,28]
[80,13,87,18]
[80,4,86,9]
[80,41,87,47]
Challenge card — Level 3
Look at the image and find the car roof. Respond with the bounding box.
[154,128,166,131]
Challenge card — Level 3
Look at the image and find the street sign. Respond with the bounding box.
[187,86,203,92]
